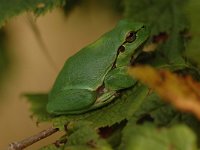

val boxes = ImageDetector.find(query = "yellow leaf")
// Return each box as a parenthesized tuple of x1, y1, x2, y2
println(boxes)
(143, 43, 158, 52)
(128, 65, 200, 119)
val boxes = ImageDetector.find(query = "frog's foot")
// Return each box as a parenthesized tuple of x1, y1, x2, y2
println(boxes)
(91, 91, 117, 109)
(104, 66, 137, 91)
(47, 89, 96, 115)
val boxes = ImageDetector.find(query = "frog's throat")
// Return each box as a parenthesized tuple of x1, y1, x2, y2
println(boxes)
(129, 42, 146, 66)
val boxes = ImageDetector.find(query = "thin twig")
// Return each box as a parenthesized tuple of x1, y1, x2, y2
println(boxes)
(8, 127, 59, 150)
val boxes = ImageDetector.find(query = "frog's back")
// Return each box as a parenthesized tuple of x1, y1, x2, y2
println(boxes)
(53, 32, 122, 92)
(50, 20, 144, 93)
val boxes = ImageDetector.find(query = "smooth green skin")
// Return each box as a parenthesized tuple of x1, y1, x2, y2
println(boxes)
(47, 20, 150, 115)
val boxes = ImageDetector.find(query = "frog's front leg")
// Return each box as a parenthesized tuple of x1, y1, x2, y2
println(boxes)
(104, 67, 137, 91)
(90, 90, 117, 109)
(88, 67, 137, 110)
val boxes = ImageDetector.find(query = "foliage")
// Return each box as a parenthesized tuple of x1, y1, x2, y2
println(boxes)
(1, 0, 200, 149)
(129, 65, 200, 120)
(63, 0, 123, 15)
(24, 94, 54, 122)
(125, 0, 190, 70)
(0, 0, 65, 27)
(26, 85, 149, 130)
(119, 122, 197, 150)
(184, 0, 200, 67)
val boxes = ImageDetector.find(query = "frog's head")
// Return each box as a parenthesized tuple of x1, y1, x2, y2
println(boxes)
(115, 20, 150, 67)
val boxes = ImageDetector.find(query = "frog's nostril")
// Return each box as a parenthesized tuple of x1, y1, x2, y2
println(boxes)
(118, 45, 125, 53)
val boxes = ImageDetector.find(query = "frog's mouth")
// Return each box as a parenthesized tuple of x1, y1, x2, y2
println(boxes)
(129, 42, 148, 66)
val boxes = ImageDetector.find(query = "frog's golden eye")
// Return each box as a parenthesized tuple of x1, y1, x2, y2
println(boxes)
(126, 31, 136, 43)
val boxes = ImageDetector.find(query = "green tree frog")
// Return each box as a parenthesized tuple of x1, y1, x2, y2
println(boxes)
(47, 20, 149, 115)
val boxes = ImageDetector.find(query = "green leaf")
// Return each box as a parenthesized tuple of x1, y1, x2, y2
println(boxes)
(124, 0, 188, 35)
(157, 33, 188, 70)
(134, 91, 179, 126)
(24, 93, 54, 122)
(175, 114, 200, 146)
(64, 121, 112, 150)
(119, 122, 197, 150)
(24, 84, 147, 129)
(124, 0, 189, 70)
(184, 0, 200, 66)
(52, 84, 149, 130)
(0, 0, 65, 27)
(24, 85, 150, 130)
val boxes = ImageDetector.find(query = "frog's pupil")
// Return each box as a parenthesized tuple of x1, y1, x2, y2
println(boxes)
(126, 32, 136, 43)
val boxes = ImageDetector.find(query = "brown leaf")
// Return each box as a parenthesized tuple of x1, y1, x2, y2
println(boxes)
(128, 65, 200, 119)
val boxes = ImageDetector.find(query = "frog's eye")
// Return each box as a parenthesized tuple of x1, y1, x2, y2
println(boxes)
(126, 31, 136, 43)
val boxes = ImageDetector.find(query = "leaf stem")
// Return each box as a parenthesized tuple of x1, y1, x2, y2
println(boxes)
(8, 127, 59, 150)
